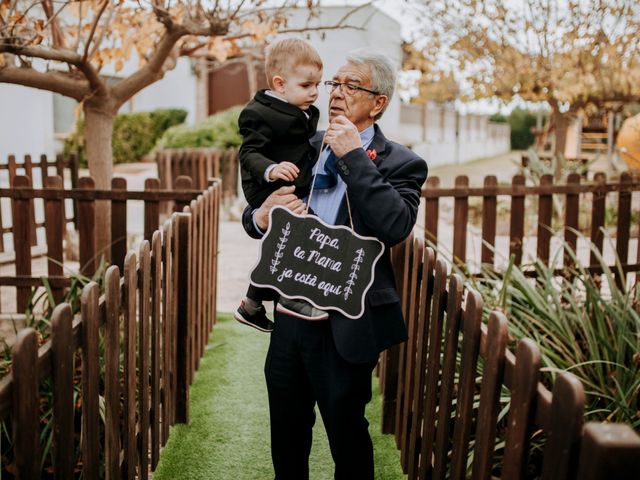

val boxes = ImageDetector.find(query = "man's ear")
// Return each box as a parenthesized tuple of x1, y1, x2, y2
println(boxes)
(272, 76, 286, 93)
(370, 95, 388, 119)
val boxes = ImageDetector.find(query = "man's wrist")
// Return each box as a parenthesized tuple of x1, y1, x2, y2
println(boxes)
(251, 209, 266, 234)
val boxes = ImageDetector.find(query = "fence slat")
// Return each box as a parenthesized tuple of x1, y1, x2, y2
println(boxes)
(138, 241, 151, 480)
(481, 175, 498, 266)
(615, 172, 632, 287)
(564, 173, 581, 269)
(151, 231, 162, 469)
(81, 282, 100, 480)
(144, 178, 160, 242)
(45, 176, 65, 304)
(576, 423, 640, 480)
(104, 266, 121, 480)
(51, 304, 74, 480)
(424, 176, 440, 246)
(77, 177, 96, 276)
(415, 258, 448, 479)
(406, 248, 436, 480)
(12, 328, 41, 480)
(501, 339, 542, 480)
(123, 252, 138, 480)
(399, 237, 425, 471)
(541, 372, 585, 480)
(188, 200, 197, 386)
(589, 173, 607, 266)
(452, 175, 469, 264)
(23, 155, 38, 246)
(450, 290, 484, 480)
(536, 174, 554, 265)
(11, 175, 33, 312)
(161, 221, 173, 445)
(174, 176, 193, 212)
(175, 213, 191, 423)
(431, 274, 464, 480)
(472, 312, 508, 480)
(111, 177, 128, 271)
(510, 175, 526, 265)
(393, 237, 418, 448)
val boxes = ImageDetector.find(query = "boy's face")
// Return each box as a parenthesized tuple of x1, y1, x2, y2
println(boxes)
(274, 64, 322, 110)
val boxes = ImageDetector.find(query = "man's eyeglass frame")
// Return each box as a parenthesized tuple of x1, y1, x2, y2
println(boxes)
(324, 81, 380, 96)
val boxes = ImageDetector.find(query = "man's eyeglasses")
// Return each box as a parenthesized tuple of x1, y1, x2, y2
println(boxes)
(324, 81, 379, 96)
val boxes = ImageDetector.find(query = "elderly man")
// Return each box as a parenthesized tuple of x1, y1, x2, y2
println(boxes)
(242, 49, 428, 480)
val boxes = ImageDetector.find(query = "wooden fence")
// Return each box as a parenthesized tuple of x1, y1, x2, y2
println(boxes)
(0, 154, 79, 254)
(379, 236, 640, 479)
(0, 174, 202, 313)
(154, 147, 239, 202)
(422, 171, 640, 282)
(0, 180, 220, 479)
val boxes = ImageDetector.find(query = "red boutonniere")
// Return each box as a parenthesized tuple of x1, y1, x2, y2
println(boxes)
(366, 148, 377, 160)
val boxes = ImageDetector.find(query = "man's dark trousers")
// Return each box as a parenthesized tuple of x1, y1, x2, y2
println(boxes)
(265, 312, 377, 480)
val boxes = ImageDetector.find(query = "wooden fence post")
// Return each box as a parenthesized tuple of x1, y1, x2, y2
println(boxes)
(452, 175, 469, 265)
(576, 423, 640, 480)
(138, 240, 151, 480)
(11, 175, 33, 312)
(11, 328, 41, 480)
(481, 175, 498, 266)
(44, 175, 65, 304)
(151, 231, 162, 469)
(51, 304, 74, 480)
(81, 282, 100, 480)
(175, 212, 191, 423)
(144, 178, 160, 242)
(77, 177, 97, 276)
(111, 177, 128, 271)
(104, 266, 121, 480)
(123, 252, 138, 480)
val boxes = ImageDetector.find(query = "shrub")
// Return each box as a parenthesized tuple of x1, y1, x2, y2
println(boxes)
(508, 107, 537, 150)
(153, 105, 243, 150)
(64, 108, 188, 166)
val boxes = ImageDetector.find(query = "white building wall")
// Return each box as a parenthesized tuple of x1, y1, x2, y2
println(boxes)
(1, 85, 56, 160)
(403, 103, 511, 167)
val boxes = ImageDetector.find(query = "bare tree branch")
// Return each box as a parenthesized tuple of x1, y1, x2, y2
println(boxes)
(112, 29, 184, 103)
(41, 0, 66, 48)
(83, 0, 109, 62)
(0, 66, 89, 100)
(0, 43, 107, 95)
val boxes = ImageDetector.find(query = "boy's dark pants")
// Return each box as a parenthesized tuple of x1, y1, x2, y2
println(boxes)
(246, 284, 279, 303)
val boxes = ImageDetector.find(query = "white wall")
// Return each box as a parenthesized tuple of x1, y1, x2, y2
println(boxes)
(401, 103, 511, 166)
(0, 85, 56, 160)
(133, 58, 197, 125)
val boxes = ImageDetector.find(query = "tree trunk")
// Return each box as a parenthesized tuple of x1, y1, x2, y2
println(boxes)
(551, 108, 569, 180)
(84, 102, 116, 265)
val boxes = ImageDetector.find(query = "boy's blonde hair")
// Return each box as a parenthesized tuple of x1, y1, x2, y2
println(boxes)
(265, 38, 322, 88)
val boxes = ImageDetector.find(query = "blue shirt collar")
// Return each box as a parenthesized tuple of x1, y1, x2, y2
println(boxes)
(360, 124, 375, 149)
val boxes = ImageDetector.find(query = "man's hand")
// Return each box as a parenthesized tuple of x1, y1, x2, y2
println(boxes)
(255, 185, 306, 231)
(324, 115, 362, 157)
(268, 161, 300, 182)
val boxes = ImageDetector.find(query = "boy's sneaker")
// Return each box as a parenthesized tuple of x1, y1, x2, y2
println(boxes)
(276, 298, 329, 321)
(234, 301, 274, 332)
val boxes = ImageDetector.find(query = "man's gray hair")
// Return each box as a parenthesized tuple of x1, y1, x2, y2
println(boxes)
(346, 49, 396, 120)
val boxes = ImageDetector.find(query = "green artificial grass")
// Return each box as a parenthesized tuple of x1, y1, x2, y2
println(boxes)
(154, 314, 406, 480)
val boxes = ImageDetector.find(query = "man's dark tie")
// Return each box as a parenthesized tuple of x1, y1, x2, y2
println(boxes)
(313, 150, 338, 189)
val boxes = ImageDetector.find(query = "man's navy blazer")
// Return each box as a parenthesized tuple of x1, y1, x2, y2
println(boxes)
(242, 124, 428, 364)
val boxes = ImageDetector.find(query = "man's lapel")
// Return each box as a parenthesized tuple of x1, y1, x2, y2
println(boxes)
(335, 124, 389, 226)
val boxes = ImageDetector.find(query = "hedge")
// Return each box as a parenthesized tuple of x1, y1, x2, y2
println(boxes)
(153, 106, 243, 150)
(64, 108, 188, 166)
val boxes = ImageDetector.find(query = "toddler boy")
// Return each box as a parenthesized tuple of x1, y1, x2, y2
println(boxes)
(234, 38, 324, 332)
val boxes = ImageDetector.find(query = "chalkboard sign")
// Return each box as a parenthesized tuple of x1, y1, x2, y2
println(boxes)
(250, 206, 385, 319)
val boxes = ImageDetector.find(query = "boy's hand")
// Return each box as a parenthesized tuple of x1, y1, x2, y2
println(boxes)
(269, 162, 300, 182)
